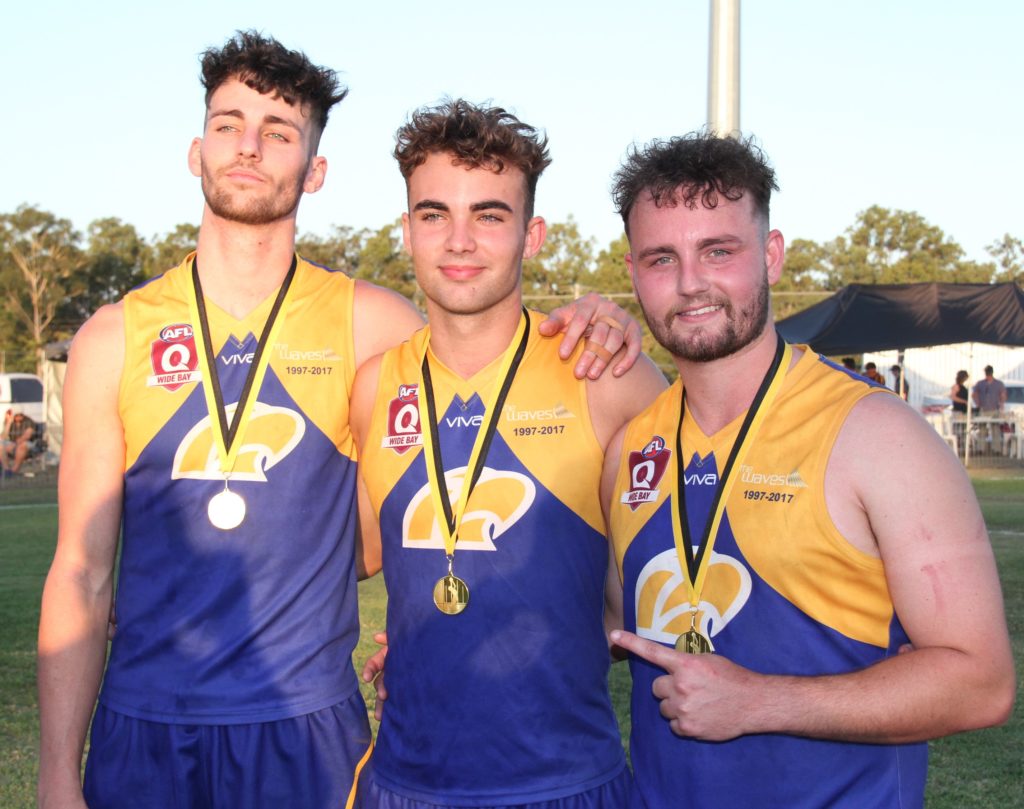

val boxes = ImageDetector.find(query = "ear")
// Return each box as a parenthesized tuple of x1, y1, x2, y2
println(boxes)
(625, 251, 637, 290)
(188, 138, 203, 178)
(401, 212, 412, 256)
(765, 229, 785, 286)
(303, 155, 328, 194)
(522, 216, 547, 260)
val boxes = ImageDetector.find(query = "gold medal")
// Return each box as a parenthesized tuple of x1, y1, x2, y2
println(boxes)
(675, 629, 713, 654)
(208, 482, 246, 530)
(433, 574, 469, 615)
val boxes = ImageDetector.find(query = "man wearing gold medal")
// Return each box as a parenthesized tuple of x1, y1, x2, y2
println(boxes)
(36, 34, 636, 809)
(602, 132, 1016, 808)
(350, 100, 666, 808)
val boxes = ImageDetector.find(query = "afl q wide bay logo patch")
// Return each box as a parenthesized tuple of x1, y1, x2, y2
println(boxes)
(621, 435, 671, 510)
(148, 323, 201, 391)
(383, 383, 423, 453)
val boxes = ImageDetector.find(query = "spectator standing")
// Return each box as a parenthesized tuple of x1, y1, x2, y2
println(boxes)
(950, 370, 969, 455)
(972, 365, 1007, 455)
(863, 362, 887, 386)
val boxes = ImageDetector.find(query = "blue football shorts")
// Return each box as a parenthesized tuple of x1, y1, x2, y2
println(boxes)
(353, 765, 632, 809)
(82, 690, 372, 809)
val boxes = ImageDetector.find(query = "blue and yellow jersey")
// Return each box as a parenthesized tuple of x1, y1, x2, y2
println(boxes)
(100, 254, 362, 724)
(360, 311, 626, 804)
(610, 349, 927, 809)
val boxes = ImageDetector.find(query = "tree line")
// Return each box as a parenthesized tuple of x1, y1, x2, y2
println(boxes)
(1, 202, 1021, 376)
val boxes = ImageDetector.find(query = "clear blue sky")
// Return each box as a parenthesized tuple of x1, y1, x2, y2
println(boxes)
(4, 1, 1021, 263)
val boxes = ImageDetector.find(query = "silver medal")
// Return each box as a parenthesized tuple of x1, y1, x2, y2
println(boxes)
(208, 487, 246, 530)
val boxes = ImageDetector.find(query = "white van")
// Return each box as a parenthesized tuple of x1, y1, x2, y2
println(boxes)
(0, 373, 44, 423)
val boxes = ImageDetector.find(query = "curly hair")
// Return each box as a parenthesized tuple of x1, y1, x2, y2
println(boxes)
(612, 130, 778, 234)
(200, 30, 347, 139)
(394, 99, 551, 218)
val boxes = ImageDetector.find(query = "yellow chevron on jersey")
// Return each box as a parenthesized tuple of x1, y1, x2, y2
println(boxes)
(363, 311, 605, 543)
(401, 465, 537, 550)
(172, 402, 306, 480)
(119, 254, 355, 470)
(611, 350, 897, 648)
(634, 547, 752, 645)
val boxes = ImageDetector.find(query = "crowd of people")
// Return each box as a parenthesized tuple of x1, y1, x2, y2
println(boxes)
(34, 31, 1015, 809)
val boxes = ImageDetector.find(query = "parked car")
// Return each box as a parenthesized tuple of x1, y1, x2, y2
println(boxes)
(0, 373, 44, 423)
(1004, 380, 1024, 414)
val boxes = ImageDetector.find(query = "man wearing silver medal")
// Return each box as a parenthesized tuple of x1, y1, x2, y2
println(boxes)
(36, 34, 635, 809)
(350, 100, 666, 808)
(602, 132, 1015, 808)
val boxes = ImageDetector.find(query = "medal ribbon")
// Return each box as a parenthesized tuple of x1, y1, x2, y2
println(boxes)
(186, 255, 297, 476)
(418, 309, 530, 558)
(671, 334, 792, 609)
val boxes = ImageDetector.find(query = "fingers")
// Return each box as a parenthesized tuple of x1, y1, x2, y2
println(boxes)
(609, 629, 680, 672)
(584, 340, 614, 363)
(612, 319, 644, 378)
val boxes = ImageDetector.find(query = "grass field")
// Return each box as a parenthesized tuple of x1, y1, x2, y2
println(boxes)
(2, 476, 1022, 808)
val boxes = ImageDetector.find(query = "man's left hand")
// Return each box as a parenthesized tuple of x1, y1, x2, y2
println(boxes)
(541, 293, 642, 379)
(611, 629, 759, 741)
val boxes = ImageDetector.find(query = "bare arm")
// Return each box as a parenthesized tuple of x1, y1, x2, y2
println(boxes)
(38, 304, 126, 808)
(601, 427, 628, 649)
(351, 280, 424, 370)
(349, 353, 384, 580)
(612, 394, 1015, 744)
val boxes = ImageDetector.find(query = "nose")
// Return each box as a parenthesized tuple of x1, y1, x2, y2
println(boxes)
(237, 127, 261, 160)
(674, 256, 710, 297)
(444, 216, 475, 254)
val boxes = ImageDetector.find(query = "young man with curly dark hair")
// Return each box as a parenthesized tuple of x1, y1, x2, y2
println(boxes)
(350, 99, 665, 808)
(601, 131, 1014, 808)
(38, 35, 641, 809)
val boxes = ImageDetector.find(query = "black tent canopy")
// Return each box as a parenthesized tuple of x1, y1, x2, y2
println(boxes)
(776, 283, 1024, 355)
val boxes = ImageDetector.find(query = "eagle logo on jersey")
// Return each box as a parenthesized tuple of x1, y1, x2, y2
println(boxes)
(402, 466, 535, 551)
(621, 435, 671, 510)
(634, 548, 751, 644)
(148, 323, 201, 391)
(171, 402, 305, 480)
(383, 383, 422, 453)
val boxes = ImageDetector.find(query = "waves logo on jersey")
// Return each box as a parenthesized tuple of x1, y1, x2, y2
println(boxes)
(634, 548, 751, 644)
(402, 465, 535, 551)
(383, 383, 422, 453)
(148, 323, 201, 391)
(621, 435, 671, 510)
(171, 402, 305, 480)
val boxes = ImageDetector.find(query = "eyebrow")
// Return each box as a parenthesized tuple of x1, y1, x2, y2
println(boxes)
(412, 199, 515, 214)
(636, 245, 679, 261)
(695, 235, 743, 250)
(207, 109, 302, 131)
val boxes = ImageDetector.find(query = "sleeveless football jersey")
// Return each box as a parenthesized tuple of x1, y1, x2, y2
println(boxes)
(610, 349, 927, 809)
(99, 254, 362, 724)
(361, 311, 626, 805)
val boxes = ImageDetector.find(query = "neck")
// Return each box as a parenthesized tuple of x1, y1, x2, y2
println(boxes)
(425, 296, 525, 378)
(193, 208, 298, 319)
(673, 323, 789, 435)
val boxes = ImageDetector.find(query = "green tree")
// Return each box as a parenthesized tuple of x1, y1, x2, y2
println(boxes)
(0, 205, 84, 374)
(355, 218, 419, 304)
(297, 225, 368, 274)
(987, 234, 1023, 284)
(590, 233, 631, 295)
(59, 218, 148, 328)
(145, 223, 199, 277)
(522, 217, 595, 297)
(825, 206, 987, 286)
